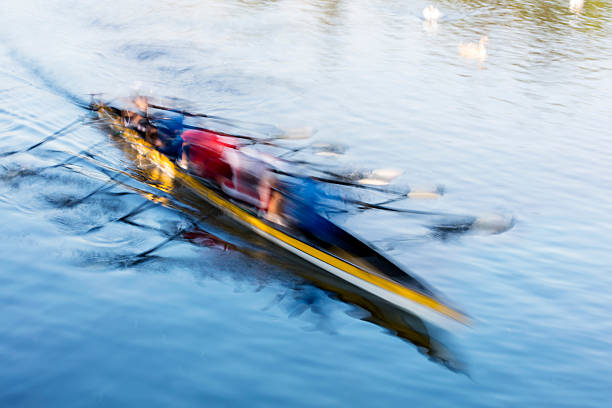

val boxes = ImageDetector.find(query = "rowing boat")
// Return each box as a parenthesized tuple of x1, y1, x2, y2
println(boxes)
(91, 101, 470, 331)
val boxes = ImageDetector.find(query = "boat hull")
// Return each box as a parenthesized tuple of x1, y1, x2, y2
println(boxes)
(92, 103, 470, 331)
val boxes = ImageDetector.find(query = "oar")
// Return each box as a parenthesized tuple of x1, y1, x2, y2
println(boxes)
(88, 101, 267, 144)
(278, 142, 348, 159)
(351, 199, 515, 234)
(315, 168, 441, 198)
(278, 147, 443, 197)
(43, 140, 107, 170)
(89, 101, 310, 148)
(351, 200, 466, 216)
(271, 169, 443, 199)
(148, 103, 315, 140)
(0, 117, 82, 159)
(180, 124, 308, 146)
(63, 171, 125, 207)
(131, 210, 218, 262)
(85, 200, 159, 234)
(314, 167, 413, 188)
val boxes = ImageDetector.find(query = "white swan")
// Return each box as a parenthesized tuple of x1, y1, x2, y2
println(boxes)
(459, 35, 488, 61)
(569, 0, 584, 13)
(423, 5, 442, 22)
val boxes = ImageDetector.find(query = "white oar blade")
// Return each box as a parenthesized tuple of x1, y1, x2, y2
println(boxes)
(406, 191, 442, 199)
(355, 168, 404, 186)
(405, 184, 445, 199)
(279, 127, 317, 140)
(471, 214, 515, 234)
(371, 168, 403, 181)
(357, 178, 391, 186)
(310, 142, 347, 157)
(316, 151, 342, 157)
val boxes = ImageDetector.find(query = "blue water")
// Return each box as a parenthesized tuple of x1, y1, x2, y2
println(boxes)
(1, 0, 612, 406)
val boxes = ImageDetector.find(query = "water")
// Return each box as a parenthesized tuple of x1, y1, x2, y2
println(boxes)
(1, 0, 612, 406)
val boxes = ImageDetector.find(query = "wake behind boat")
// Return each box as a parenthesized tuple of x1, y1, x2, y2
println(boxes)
(89, 98, 470, 331)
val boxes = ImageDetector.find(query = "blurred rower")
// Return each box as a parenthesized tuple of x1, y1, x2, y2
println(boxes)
(180, 129, 277, 212)
(269, 176, 346, 241)
(122, 96, 185, 159)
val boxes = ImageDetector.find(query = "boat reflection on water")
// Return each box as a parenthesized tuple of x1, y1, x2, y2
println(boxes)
(92, 110, 466, 373)
(277, 252, 465, 372)
(180, 222, 465, 372)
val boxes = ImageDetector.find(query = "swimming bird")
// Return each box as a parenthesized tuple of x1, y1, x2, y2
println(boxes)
(422, 5, 442, 22)
(458, 35, 488, 62)
(569, 0, 584, 13)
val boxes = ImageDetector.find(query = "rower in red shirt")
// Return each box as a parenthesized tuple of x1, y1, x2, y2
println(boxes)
(180, 129, 276, 212)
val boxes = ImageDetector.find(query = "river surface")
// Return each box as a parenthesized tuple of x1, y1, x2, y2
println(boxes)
(1, 1, 612, 407)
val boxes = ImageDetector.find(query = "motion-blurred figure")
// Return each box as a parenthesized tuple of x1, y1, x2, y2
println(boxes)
(122, 96, 184, 158)
(180, 128, 276, 211)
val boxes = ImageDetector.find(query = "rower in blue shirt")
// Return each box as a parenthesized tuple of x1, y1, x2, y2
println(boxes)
(269, 176, 348, 248)
(149, 111, 184, 158)
(123, 96, 185, 159)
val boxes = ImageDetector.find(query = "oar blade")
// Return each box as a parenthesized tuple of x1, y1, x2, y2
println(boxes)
(357, 168, 403, 186)
(471, 214, 516, 234)
(371, 168, 403, 181)
(278, 127, 317, 140)
(357, 177, 391, 186)
(406, 191, 443, 199)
